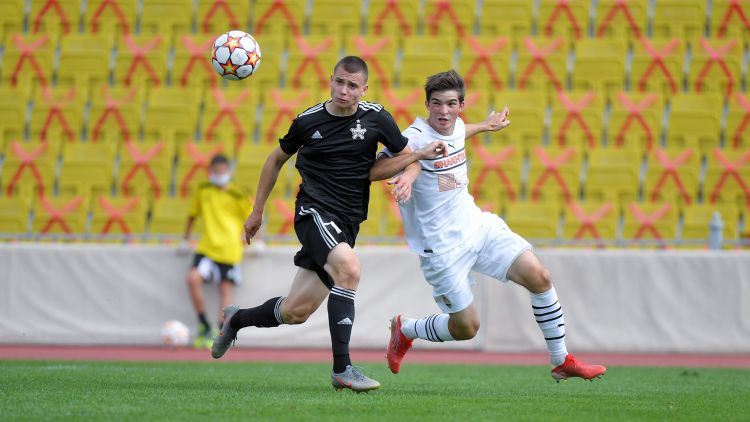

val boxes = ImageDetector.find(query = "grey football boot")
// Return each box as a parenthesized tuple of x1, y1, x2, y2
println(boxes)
(331, 365, 381, 393)
(211, 304, 240, 359)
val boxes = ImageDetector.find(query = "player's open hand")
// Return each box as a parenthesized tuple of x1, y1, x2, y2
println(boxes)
(387, 173, 415, 203)
(417, 140, 449, 160)
(484, 107, 511, 132)
(244, 211, 263, 245)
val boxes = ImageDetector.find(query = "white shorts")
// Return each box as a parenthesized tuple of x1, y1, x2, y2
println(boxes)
(418, 212, 532, 313)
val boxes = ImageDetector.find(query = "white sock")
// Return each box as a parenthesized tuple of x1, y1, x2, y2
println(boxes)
(401, 314, 454, 342)
(530, 287, 568, 366)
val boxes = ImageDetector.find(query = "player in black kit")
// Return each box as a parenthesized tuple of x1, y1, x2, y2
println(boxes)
(211, 56, 446, 392)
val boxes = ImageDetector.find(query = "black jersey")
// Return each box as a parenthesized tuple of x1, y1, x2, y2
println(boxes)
(279, 101, 408, 224)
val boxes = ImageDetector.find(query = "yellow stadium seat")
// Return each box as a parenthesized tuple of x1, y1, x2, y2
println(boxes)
(594, 0, 648, 44)
(622, 201, 678, 247)
(29, 0, 80, 38)
(479, 0, 532, 42)
(630, 37, 685, 96)
(244, 33, 283, 94)
(423, 0, 475, 41)
(251, 0, 306, 45)
(459, 35, 511, 92)
(2, 33, 56, 92)
(175, 142, 227, 198)
(285, 35, 339, 95)
(29, 86, 85, 144)
(90, 195, 146, 241)
(148, 196, 191, 241)
(688, 37, 743, 98)
(234, 142, 277, 196)
(459, 89, 492, 126)
(643, 147, 700, 208)
(572, 38, 626, 104)
(467, 137, 523, 208)
(703, 148, 750, 208)
(725, 92, 750, 149)
(399, 53, 454, 89)
(504, 200, 561, 240)
(264, 196, 296, 239)
(1, 140, 57, 199)
(196, 0, 250, 37)
(538, 0, 589, 43)
(0, 195, 30, 237)
(515, 36, 568, 100)
(585, 147, 641, 206)
(366, 0, 418, 44)
(258, 88, 319, 145)
(172, 34, 220, 92)
(490, 90, 546, 154)
(87, 84, 144, 145)
(143, 87, 200, 145)
(114, 34, 168, 89)
(527, 145, 583, 206)
(84, 0, 137, 41)
(549, 90, 604, 150)
(58, 142, 116, 198)
(652, 0, 707, 41)
(56, 34, 112, 96)
(32, 194, 88, 239)
(309, 0, 362, 40)
(711, 0, 750, 43)
(344, 35, 398, 90)
(681, 202, 740, 247)
(607, 91, 665, 152)
(0, 0, 24, 44)
(0, 86, 29, 151)
(666, 93, 723, 155)
(202, 86, 259, 151)
(118, 140, 175, 200)
(379, 87, 425, 129)
(562, 199, 619, 246)
(140, 0, 192, 47)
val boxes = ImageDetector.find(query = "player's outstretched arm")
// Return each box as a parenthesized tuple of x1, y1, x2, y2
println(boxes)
(370, 141, 448, 181)
(388, 161, 420, 203)
(244, 147, 291, 244)
(465, 106, 511, 139)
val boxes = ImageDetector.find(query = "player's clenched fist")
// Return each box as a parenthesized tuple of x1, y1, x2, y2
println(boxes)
(244, 211, 262, 245)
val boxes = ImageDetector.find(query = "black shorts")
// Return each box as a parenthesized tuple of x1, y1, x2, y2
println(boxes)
(293, 205, 359, 289)
(191, 254, 241, 285)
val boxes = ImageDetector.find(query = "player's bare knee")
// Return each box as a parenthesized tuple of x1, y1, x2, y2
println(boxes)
(187, 270, 202, 287)
(529, 267, 553, 294)
(333, 262, 361, 289)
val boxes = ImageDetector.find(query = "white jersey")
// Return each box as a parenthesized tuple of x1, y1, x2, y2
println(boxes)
(382, 117, 484, 256)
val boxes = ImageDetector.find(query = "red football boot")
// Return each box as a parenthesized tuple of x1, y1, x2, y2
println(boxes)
(387, 315, 414, 374)
(551, 354, 607, 382)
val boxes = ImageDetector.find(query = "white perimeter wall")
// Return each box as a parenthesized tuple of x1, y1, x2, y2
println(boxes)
(1, 244, 749, 354)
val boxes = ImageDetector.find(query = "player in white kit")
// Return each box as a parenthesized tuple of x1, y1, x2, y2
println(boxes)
(371, 70, 606, 382)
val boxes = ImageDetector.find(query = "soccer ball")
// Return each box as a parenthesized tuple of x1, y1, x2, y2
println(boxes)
(160, 320, 190, 348)
(211, 30, 262, 80)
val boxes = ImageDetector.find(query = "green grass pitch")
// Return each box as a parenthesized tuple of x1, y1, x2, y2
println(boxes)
(1, 360, 748, 421)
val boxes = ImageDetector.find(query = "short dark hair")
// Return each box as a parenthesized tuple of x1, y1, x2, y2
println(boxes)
(424, 70, 465, 103)
(210, 154, 229, 166)
(333, 56, 369, 82)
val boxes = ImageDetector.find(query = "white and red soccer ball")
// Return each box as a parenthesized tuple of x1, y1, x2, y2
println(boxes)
(160, 320, 190, 347)
(211, 30, 261, 80)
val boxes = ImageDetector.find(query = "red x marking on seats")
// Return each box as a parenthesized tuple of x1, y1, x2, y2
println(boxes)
(38, 86, 77, 142)
(5, 141, 49, 196)
(178, 35, 218, 88)
(265, 89, 310, 144)
(613, 92, 657, 150)
(556, 91, 597, 148)
(716, 0, 750, 38)
(205, 88, 251, 151)
(543, 0, 583, 39)
(372, 0, 413, 36)
(567, 201, 614, 243)
(381, 87, 423, 128)
(636, 37, 680, 94)
(122, 34, 163, 86)
(469, 140, 517, 201)
(272, 199, 295, 235)
(627, 202, 672, 244)
(180, 143, 224, 197)
(463, 36, 508, 90)
(518, 37, 564, 91)
(426, 0, 467, 38)
(98, 196, 139, 234)
(731, 93, 750, 148)
(351, 36, 393, 88)
(10, 34, 51, 87)
(91, 86, 138, 143)
(89, 0, 131, 34)
(254, 0, 301, 37)
(32, 0, 71, 34)
(200, 0, 241, 33)
(693, 38, 738, 97)
(289, 36, 335, 90)
(708, 148, 750, 207)
(530, 146, 576, 202)
(38, 195, 84, 234)
(648, 148, 695, 205)
(120, 141, 166, 198)
(596, 0, 642, 38)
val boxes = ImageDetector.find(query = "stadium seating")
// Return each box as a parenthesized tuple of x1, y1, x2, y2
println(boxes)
(87, 85, 143, 145)
(584, 147, 641, 206)
(380, 87, 425, 128)
(652, 0, 707, 41)
(56, 34, 113, 97)
(259, 88, 316, 145)
(479, 0, 533, 43)
(562, 200, 619, 246)
(423, 0, 475, 41)
(264, 196, 296, 239)
(504, 200, 560, 240)
(630, 37, 685, 96)
(309, 0, 362, 40)
(90, 195, 146, 241)
(114, 34, 169, 89)
(459, 35, 510, 92)
(31, 194, 88, 239)
(680, 202, 740, 247)
(173, 34, 223, 91)
(0, 195, 30, 237)
(400, 36, 455, 88)
(467, 138, 523, 210)
(140, 0, 193, 47)
(489, 89, 546, 153)
(515, 36, 568, 100)
(688, 37, 743, 98)
(2, 33, 56, 92)
(0, 86, 29, 151)
(367, 0, 418, 43)
(537, 0, 589, 42)
(0, 0, 25, 44)
(1, 140, 57, 199)
(118, 140, 174, 200)
(526, 145, 583, 206)
(148, 196, 192, 241)
(84, 0, 137, 42)
(202, 86, 258, 153)
(725, 93, 750, 149)
(572, 38, 627, 103)
(666, 93, 723, 155)
(549, 90, 604, 150)
(142, 86, 200, 145)
(621, 202, 678, 248)
(197, 0, 250, 37)
(594, 0, 648, 44)
(29, 0, 81, 38)
(643, 147, 700, 207)
(703, 148, 750, 208)
(233, 141, 277, 196)
(711, 0, 750, 43)
(29, 86, 85, 143)
(58, 142, 116, 198)
(607, 91, 665, 152)
(175, 142, 226, 198)
(344, 35, 398, 91)
(285, 35, 339, 95)
(251, 0, 305, 45)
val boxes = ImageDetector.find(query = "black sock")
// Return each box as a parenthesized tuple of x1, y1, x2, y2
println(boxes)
(328, 287, 356, 373)
(198, 313, 210, 331)
(230, 297, 285, 331)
